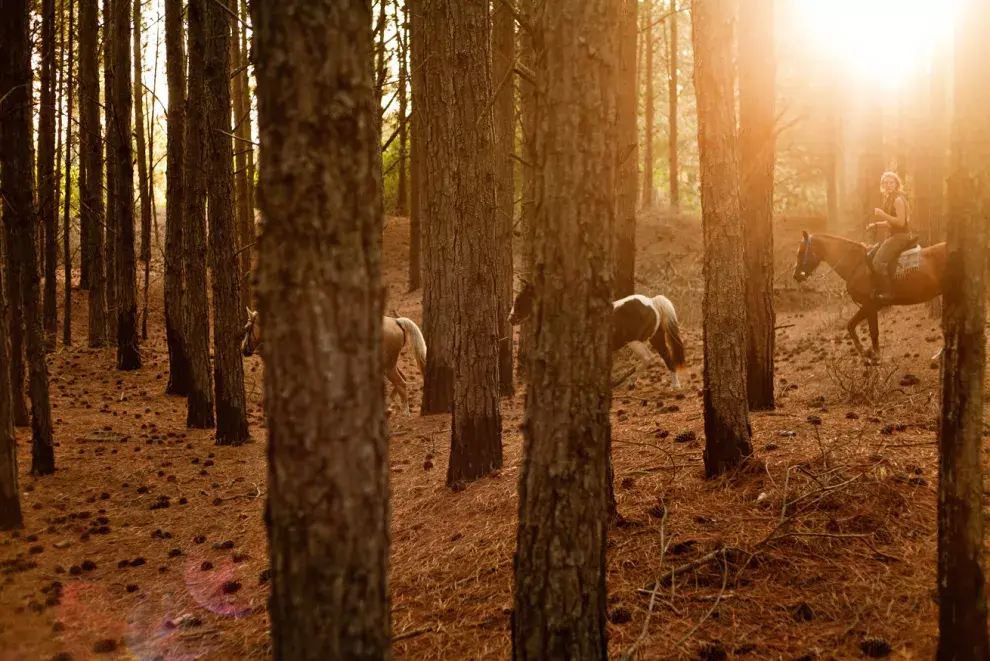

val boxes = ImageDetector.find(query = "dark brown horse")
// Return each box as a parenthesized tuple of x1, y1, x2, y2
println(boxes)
(792, 231, 947, 359)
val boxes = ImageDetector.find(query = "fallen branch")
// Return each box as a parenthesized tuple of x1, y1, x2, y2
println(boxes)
(391, 626, 436, 643)
(611, 365, 638, 388)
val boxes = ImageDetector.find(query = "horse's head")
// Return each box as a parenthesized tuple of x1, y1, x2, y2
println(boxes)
(508, 280, 535, 326)
(241, 308, 261, 357)
(792, 230, 821, 283)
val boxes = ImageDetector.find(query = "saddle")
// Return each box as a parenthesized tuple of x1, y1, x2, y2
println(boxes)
(866, 235, 921, 275)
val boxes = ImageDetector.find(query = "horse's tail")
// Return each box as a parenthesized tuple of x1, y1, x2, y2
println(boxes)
(652, 295, 685, 370)
(395, 317, 427, 377)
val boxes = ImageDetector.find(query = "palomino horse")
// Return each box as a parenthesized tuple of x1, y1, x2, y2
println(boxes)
(792, 231, 947, 359)
(507, 280, 686, 388)
(240, 309, 428, 415)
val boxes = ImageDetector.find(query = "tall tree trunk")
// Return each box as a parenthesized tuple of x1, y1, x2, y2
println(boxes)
(104, 0, 118, 345)
(396, 0, 409, 217)
(134, 0, 150, 265)
(81, 0, 105, 347)
(492, 0, 514, 398)
(204, 0, 249, 444)
(112, 0, 140, 370)
(928, 47, 949, 320)
(184, 0, 216, 428)
(40, 0, 58, 350)
(419, 0, 457, 415)
(642, 0, 655, 209)
(230, 0, 252, 294)
(375, 0, 387, 112)
(408, 0, 421, 292)
(740, 0, 775, 411)
(164, 0, 190, 395)
(936, 3, 990, 656)
(0, 251, 22, 529)
(667, 0, 679, 210)
(1, 0, 33, 430)
(421, 0, 503, 485)
(511, 0, 616, 656)
(239, 0, 255, 222)
(693, 0, 753, 477)
(614, 0, 637, 299)
(515, 0, 536, 382)
(252, 1, 391, 657)
(0, 0, 56, 475)
(61, 0, 75, 348)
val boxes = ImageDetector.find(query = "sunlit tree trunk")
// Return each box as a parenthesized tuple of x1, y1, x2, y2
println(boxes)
(40, 0, 58, 351)
(408, 0, 422, 292)
(614, 0, 637, 299)
(104, 0, 118, 346)
(492, 0, 514, 397)
(667, 0, 679, 210)
(135, 0, 151, 265)
(62, 0, 76, 348)
(642, 0, 655, 208)
(81, 0, 104, 348)
(396, 0, 409, 218)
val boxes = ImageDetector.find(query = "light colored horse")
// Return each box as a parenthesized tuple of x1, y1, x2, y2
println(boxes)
(792, 231, 947, 360)
(508, 280, 686, 388)
(240, 309, 428, 415)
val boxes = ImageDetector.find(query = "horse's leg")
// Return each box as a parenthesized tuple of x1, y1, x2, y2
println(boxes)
(866, 307, 881, 360)
(626, 341, 653, 389)
(846, 306, 870, 356)
(386, 365, 410, 415)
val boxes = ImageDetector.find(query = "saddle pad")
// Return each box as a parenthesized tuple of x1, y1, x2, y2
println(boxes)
(894, 246, 921, 279)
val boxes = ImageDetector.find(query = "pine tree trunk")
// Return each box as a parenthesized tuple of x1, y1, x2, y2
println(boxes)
(396, 1, 409, 217)
(928, 47, 948, 320)
(134, 0, 151, 265)
(693, 0, 753, 478)
(239, 0, 255, 221)
(408, 0, 422, 292)
(936, 3, 990, 656)
(0, 0, 56, 476)
(112, 0, 140, 370)
(419, 0, 458, 415)
(511, 0, 616, 656)
(80, 0, 105, 348)
(104, 0, 118, 346)
(492, 0, 514, 398)
(184, 0, 216, 428)
(40, 0, 58, 351)
(0, 254, 22, 529)
(61, 0, 75, 348)
(642, 0, 655, 209)
(739, 0, 775, 411)
(614, 0, 637, 299)
(164, 0, 190, 394)
(667, 0, 679, 210)
(252, 1, 391, 657)
(204, 0, 248, 445)
(230, 0, 252, 293)
(425, 0, 503, 485)
(515, 0, 536, 382)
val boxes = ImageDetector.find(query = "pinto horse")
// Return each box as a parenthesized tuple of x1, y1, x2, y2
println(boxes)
(792, 230, 947, 359)
(240, 309, 428, 415)
(507, 280, 686, 388)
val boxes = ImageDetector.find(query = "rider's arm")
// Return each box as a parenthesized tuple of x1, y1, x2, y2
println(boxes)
(870, 199, 907, 229)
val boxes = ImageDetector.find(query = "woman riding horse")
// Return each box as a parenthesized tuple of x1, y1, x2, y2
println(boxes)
(867, 171, 915, 304)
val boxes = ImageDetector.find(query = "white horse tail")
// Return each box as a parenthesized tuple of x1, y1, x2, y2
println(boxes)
(395, 317, 428, 377)
(652, 295, 685, 369)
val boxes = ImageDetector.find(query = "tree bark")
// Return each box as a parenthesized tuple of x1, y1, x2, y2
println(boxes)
(0, 250, 22, 529)
(739, 0, 775, 411)
(80, 0, 105, 348)
(104, 0, 118, 346)
(642, 0, 655, 209)
(164, 0, 190, 394)
(667, 0, 679, 210)
(205, 0, 249, 445)
(511, 0, 617, 657)
(61, 0, 75, 348)
(0, 0, 56, 475)
(251, 1, 391, 657)
(614, 0, 637, 299)
(419, 0, 460, 415)
(928, 46, 949, 320)
(936, 3, 990, 656)
(40, 0, 58, 351)
(408, 0, 422, 293)
(421, 0, 503, 485)
(184, 0, 216, 428)
(492, 0, 514, 398)
(112, 0, 140, 370)
(693, 0, 753, 478)
(230, 0, 252, 294)
(515, 0, 537, 382)
(134, 0, 151, 264)
(396, 0, 409, 218)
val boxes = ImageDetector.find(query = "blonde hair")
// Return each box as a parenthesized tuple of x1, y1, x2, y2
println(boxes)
(879, 171, 902, 195)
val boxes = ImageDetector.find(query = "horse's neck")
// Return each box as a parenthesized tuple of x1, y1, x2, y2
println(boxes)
(816, 235, 865, 281)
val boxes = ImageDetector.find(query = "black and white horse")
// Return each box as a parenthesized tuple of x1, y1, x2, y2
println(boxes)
(508, 281, 686, 388)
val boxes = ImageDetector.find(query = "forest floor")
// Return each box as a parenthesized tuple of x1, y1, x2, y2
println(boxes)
(0, 212, 968, 660)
